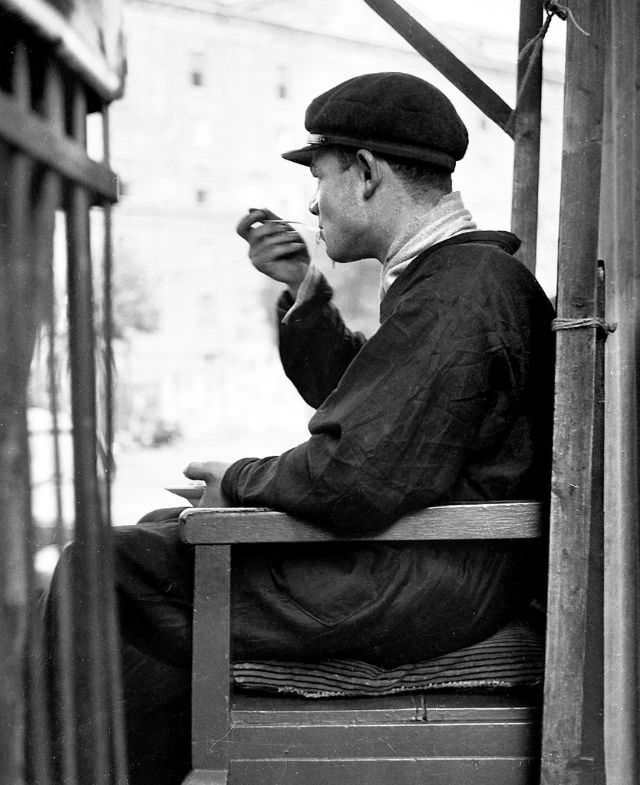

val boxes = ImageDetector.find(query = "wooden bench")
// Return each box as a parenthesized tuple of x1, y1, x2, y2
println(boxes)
(179, 501, 544, 785)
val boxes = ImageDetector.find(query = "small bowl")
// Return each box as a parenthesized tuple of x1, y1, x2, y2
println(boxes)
(165, 484, 205, 504)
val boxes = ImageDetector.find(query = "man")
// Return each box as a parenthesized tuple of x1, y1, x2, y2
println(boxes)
(49, 72, 554, 784)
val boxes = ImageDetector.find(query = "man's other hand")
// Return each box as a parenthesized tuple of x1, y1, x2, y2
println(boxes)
(183, 460, 232, 508)
(236, 207, 310, 294)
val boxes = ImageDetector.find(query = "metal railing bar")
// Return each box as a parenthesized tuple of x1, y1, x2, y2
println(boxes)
(362, 0, 515, 137)
(0, 91, 118, 202)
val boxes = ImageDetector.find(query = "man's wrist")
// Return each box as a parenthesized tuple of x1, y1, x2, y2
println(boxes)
(282, 266, 323, 324)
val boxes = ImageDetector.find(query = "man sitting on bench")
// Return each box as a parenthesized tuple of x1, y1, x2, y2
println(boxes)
(47, 72, 554, 785)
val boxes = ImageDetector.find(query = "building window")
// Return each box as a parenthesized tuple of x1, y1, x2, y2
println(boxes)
(276, 65, 289, 100)
(190, 52, 205, 87)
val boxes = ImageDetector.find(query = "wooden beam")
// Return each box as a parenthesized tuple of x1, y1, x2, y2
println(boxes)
(181, 502, 543, 545)
(540, 1, 608, 782)
(600, 0, 640, 781)
(511, 0, 543, 273)
(0, 39, 36, 785)
(0, 91, 118, 201)
(362, 0, 514, 136)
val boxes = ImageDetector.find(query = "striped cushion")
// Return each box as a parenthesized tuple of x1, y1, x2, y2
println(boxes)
(233, 620, 544, 698)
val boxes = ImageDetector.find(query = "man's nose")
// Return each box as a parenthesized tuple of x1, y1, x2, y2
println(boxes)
(308, 192, 319, 216)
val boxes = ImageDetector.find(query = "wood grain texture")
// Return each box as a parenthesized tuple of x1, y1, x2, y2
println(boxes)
(227, 758, 537, 785)
(191, 546, 231, 771)
(0, 91, 118, 201)
(180, 502, 544, 545)
(540, 1, 607, 782)
(600, 1, 640, 782)
(510, 0, 543, 272)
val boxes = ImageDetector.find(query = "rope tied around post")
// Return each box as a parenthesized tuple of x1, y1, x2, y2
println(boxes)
(507, 1, 590, 134)
(544, 2, 591, 37)
(551, 317, 617, 337)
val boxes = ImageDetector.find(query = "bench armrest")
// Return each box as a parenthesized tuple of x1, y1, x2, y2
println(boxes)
(179, 501, 544, 545)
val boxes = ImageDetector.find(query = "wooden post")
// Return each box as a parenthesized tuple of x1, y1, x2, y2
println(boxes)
(511, 0, 543, 273)
(65, 78, 114, 785)
(188, 546, 231, 784)
(600, 0, 640, 782)
(540, 2, 607, 783)
(0, 39, 37, 785)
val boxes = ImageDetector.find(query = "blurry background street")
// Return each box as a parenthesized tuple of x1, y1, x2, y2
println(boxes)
(100, 0, 564, 524)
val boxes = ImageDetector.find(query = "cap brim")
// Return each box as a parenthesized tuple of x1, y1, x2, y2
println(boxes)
(281, 138, 457, 171)
(281, 145, 318, 166)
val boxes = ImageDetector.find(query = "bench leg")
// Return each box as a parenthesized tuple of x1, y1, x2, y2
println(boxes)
(182, 767, 228, 785)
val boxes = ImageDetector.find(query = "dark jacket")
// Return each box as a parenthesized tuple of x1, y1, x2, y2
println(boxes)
(223, 231, 554, 532)
(106, 231, 554, 670)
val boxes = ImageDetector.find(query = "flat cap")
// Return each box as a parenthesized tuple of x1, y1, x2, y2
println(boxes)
(282, 72, 468, 172)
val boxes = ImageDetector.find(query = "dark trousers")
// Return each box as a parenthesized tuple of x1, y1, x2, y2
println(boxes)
(45, 507, 537, 785)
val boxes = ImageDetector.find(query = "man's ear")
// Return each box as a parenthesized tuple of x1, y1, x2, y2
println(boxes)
(355, 149, 383, 199)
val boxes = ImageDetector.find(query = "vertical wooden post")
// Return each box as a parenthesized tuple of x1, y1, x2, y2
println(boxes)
(65, 78, 114, 785)
(99, 105, 130, 785)
(187, 545, 231, 784)
(511, 0, 543, 273)
(41, 58, 79, 785)
(540, 2, 607, 783)
(600, 0, 640, 782)
(0, 39, 35, 785)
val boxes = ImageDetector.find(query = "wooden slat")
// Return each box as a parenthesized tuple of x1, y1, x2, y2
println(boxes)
(0, 38, 35, 785)
(510, 0, 543, 273)
(540, 1, 607, 782)
(25, 51, 64, 785)
(0, 91, 118, 201)
(191, 545, 231, 781)
(362, 0, 514, 136)
(1, 0, 124, 100)
(40, 57, 79, 785)
(100, 106, 116, 527)
(231, 691, 538, 726)
(181, 502, 543, 545)
(97, 104, 129, 785)
(66, 81, 111, 785)
(202, 719, 538, 760)
(227, 757, 537, 785)
(232, 693, 424, 725)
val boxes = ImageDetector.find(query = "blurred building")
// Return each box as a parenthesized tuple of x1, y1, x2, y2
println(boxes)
(109, 0, 564, 470)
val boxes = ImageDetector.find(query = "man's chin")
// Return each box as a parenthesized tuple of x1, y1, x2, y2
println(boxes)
(326, 247, 365, 265)
(329, 255, 374, 265)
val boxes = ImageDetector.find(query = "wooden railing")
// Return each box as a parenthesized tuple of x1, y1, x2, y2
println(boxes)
(0, 15, 124, 785)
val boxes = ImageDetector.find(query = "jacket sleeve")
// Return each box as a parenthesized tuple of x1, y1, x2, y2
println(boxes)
(222, 261, 544, 533)
(276, 275, 367, 408)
